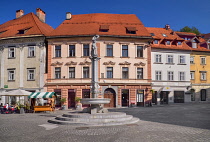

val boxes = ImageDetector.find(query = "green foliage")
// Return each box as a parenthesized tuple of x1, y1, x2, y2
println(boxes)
(180, 26, 201, 35)
(75, 97, 81, 102)
(60, 98, 66, 104)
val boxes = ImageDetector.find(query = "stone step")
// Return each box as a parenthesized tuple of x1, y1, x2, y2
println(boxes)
(55, 115, 133, 123)
(62, 112, 127, 119)
(48, 117, 139, 126)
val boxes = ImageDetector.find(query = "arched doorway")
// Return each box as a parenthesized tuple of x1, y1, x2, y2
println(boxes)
(200, 89, 206, 101)
(104, 88, 116, 108)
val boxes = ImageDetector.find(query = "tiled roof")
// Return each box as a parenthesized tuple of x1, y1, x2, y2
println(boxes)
(176, 31, 196, 36)
(48, 13, 151, 37)
(0, 13, 54, 39)
(146, 27, 210, 52)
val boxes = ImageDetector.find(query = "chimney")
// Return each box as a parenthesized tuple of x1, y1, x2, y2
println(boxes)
(36, 8, 46, 23)
(16, 10, 24, 19)
(165, 24, 170, 30)
(66, 12, 72, 20)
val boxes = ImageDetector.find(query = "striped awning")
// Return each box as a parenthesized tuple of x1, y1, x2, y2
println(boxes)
(28, 92, 56, 99)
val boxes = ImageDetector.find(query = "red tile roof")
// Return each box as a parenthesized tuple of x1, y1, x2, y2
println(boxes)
(48, 13, 151, 37)
(0, 13, 53, 39)
(176, 31, 196, 36)
(146, 27, 210, 52)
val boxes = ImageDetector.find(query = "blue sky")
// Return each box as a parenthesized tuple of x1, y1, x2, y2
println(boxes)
(0, 0, 210, 33)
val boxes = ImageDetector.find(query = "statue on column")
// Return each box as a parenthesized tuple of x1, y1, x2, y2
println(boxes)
(91, 35, 99, 57)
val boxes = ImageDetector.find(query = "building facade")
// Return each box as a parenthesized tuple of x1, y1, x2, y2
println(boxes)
(46, 13, 152, 108)
(147, 25, 192, 104)
(176, 32, 210, 102)
(0, 8, 53, 104)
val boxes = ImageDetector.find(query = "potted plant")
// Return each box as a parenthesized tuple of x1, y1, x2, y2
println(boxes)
(60, 98, 66, 110)
(75, 97, 82, 110)
(150, 89, 155, 94)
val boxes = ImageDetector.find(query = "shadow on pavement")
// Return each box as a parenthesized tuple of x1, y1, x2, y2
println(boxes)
(109, 103, 210, 130)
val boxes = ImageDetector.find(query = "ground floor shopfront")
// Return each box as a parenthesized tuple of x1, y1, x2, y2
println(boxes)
(152, 86, 192, 105)
(191, 85, 210, 102)
(46, 84, 152, 109)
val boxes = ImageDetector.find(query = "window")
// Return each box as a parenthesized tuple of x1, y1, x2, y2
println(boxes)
(83, 67, 89, 78)
(107, 67, 113, 78)
(83, 44, 89, 56)
(179, 55, 185, 64)
(167, 55, 173, 64)
(122, 67, 129, 79)
(137, 68, 143, 79)
(168, 71, 174, 81)
(126, 27, 137, 34)
(150, 33, 155, 36)
(154, 40, 159, 44)
(28, 46, 35, 57)
(55, 67, 61, 79)
(190, 71, 195, 80)
(200, 71, 206, 80)
(69, 67, 75, 78)
(155, 71, 162, 80)
(155, 54, 162, 63)
(69, 45, 75, 57)
(137, 46, 143, 57)
(192, 39, 197, 48)
(200, 57, 206, 65)
(122, 45, 128, 57)
(99, 25, 109, 32)
(8, 47, 15, 58)
(27, 69, 35, 80)
(55, 45, 61, 57)
(166, 41, 170, 45)
(179, 72, 185, 81)
(8, 69, 15, 81)
(177, 41, 182, 45)
(190, 56, 194, 64)
(162, 34, 167, 37)
(106, 44, 113, 56)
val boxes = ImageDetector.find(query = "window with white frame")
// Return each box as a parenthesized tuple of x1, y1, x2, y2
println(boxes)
(190, 71, 195, 80)
(137, 68, 143, 79)
(122, 67, 129, 79)
(28, 46, 35, 57)
(69, 67, 75, 78)
(27, 68, 35, 80)
(179, 72, 185, 81)
(155, 71, 162, 80)
(122, 45, 128, 57)
(55, 45, 61, 57)
(179, 55, 185, 64)
(106, 67, 113, 78)
(200, 71, 206, 80)
(69, 45, 75, 57)
(8, 47, 15, 58)
(83, 44, 89, 56)
(83, 67, 89, 78)
(55, 67, 61, 79)
(167, 55, 173, 64)
(168, 71, 174, 81)
(155, 54, 162, 63)
(106, 44, 113, 56)
(190, 56, 194, 64)
(200, 57, 206, 65)
(8, 69, 15, 81)
(137, 46, 143, 57)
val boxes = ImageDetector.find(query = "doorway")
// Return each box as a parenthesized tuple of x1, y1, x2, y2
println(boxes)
(160, 91, 169, 104)
(174, 91, 184, 103)
(136, 89, 144, 107)
(122, 89, 129, 107)
(200, 89, 206, 101)
(104, 88, 116, 108)
(68, 89, 76, 108)
(82, 89, 90, 107)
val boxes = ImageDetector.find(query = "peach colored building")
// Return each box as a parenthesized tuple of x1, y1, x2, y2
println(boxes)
(46, 13, 152, 108)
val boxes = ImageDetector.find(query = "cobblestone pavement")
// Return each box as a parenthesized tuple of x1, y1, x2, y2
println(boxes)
(0, 103, 210, 142)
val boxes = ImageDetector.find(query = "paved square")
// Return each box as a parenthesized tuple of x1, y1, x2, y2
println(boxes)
(0, 103, 209, 142)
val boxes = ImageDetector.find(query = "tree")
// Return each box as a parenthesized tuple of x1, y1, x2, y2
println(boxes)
(180, 26, 201, 35)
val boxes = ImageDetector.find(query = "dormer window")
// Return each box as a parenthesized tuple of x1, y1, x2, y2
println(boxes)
(0, 30, 7, 35)
(126, 27, 137, 34)
(162, 34, 167, 37)
(177, 41, 182, 45)
(192, 39, 197, 48)
(99, 25, 109, 32)
(154, 40, 159, 44)
(150, 33, 155, 36)
(166, 41, 170, 45)
(17, 27, 31, 34)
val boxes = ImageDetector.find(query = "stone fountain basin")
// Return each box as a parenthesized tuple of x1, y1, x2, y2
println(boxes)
(81, 98, 110, 104)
